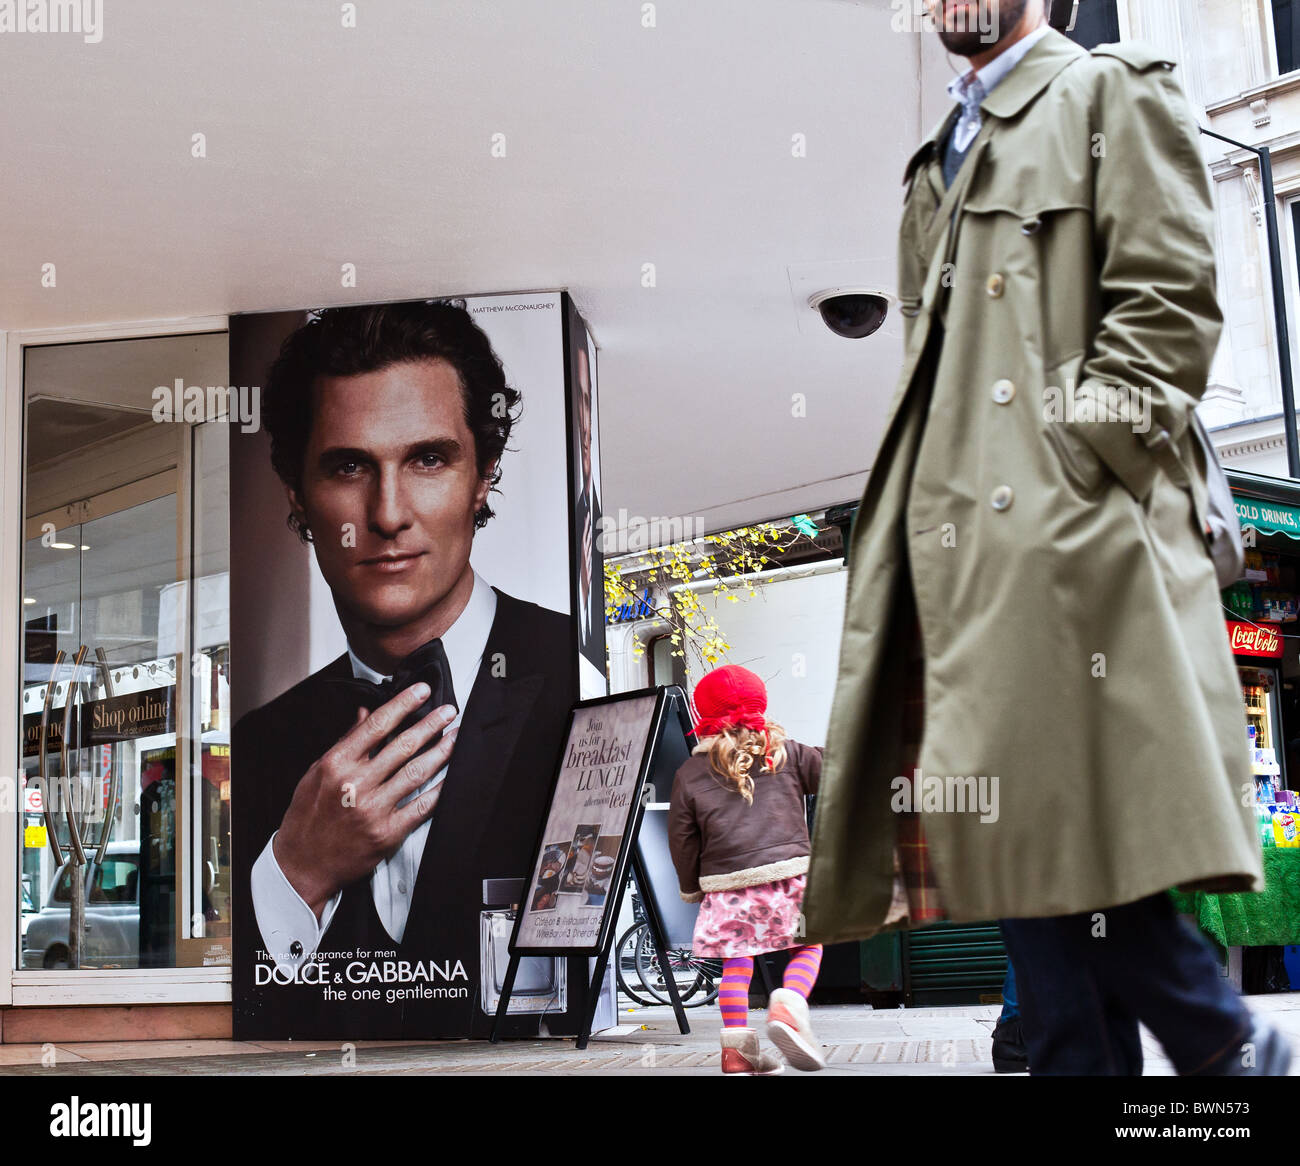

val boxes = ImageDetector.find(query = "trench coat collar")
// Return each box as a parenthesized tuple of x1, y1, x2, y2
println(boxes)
(979, 26, 1087, 120)
(901, 29, 1084, 187)
(902, 105, 959, 187)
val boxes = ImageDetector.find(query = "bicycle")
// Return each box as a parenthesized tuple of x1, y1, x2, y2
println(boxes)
(613, 885, 722, 1008)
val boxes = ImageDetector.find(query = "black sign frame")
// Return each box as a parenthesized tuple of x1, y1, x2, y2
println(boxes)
(491, 684, 695, 1047)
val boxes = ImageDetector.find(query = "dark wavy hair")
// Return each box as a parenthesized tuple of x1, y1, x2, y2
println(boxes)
(262, 299, 522, 539)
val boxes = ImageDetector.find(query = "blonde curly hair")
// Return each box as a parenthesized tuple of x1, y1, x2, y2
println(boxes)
(706, 721, 788, 806)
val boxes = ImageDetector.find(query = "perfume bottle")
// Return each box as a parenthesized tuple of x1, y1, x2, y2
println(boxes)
(479, 878, 566, 1016)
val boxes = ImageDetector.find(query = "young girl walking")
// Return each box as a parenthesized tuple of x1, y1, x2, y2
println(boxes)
(668, 664, 827, 1075)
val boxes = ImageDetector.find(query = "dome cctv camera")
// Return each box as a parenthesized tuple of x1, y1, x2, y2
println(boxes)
(810, 288, 891, 339)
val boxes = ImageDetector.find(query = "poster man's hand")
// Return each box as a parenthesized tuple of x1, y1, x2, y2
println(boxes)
(273, 685, 458, 918)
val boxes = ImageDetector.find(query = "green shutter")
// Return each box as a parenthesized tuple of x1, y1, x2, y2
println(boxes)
(903, 921, 1008, 1006)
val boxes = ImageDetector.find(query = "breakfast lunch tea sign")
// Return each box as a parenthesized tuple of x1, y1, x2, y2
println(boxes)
(514, 691, 661, 951)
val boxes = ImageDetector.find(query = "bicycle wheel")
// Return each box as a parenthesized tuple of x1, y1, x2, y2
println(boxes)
(615, 922, 657, 1007)
(633, 925, 711, 1005)
(688, 957, 723, 1007)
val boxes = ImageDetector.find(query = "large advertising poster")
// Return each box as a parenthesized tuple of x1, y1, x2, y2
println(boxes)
(229, 292, 600, 1039)
(566, 299, 608, 699)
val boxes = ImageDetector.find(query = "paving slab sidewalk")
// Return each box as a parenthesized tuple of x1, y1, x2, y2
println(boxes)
(4, 995, 1300, 1075)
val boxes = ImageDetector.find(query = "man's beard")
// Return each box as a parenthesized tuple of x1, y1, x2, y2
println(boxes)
(936, 0, 1030, 57)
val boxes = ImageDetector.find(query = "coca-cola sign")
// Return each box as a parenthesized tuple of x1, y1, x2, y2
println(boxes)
(1226, 620, 1284, 658)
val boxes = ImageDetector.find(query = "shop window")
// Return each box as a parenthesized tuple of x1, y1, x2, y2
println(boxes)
(18, 332, 231, 974)
(647, 633, 688, 692)
(1277, 0, 1300, 75)
(1225, 531, 1300, 796)
(1064, 0, 1120, 50)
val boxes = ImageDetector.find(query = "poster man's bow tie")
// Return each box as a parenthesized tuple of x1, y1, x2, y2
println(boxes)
(325, 638, 458, 756)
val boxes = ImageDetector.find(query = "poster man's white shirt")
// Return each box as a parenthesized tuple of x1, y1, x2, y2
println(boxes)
(250, 571, 498, 973)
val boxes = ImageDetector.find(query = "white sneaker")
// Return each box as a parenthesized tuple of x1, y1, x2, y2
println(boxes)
(765, 987, 827, 1071)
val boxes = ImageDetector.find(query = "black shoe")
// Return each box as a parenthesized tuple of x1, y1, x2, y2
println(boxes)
(992, 1016, 1029, 1073)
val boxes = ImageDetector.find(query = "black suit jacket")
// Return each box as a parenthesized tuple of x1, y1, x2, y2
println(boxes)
(575, 483, 605, 675)
(232, 589, 583, 1040)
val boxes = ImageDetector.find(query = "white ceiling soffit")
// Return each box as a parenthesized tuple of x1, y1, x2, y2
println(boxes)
(0, 0, 934, 535)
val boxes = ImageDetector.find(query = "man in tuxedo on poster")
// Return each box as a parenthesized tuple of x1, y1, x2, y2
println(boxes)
(573, 339, 604, 676)
(232, 299, 583, 1039)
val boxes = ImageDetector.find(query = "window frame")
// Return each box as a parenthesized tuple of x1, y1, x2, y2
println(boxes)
(1, 315, 230, 1008)
(1272, 0, 1298, 79)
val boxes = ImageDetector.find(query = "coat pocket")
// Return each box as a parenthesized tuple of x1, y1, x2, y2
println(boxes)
(1043, 421, 1109, 500)
(1041, 353, 1110, 501)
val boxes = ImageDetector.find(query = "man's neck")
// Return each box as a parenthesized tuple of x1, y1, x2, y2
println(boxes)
(967, 15, 1047, 71)
(339, 566, 477, 675)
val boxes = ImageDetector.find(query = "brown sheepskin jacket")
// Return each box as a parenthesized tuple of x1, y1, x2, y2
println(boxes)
(668, 737, 823, 902)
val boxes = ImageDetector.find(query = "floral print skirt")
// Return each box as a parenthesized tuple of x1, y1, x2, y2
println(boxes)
(691, 874, 808, 958)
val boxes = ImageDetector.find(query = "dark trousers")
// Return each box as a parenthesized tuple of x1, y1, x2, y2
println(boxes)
(999, 893, 1251, 1076)
(997, 960, 1019, 1024)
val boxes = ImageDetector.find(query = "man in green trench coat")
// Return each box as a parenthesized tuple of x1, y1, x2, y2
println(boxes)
(804, 0, 1290, 1074)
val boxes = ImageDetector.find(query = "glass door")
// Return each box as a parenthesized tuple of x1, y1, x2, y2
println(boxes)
(22, 481, 180, 968)
(17, 330, 232, 977)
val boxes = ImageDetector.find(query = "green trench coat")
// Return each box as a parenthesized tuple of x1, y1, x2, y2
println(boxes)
(804, 30, 1264, 944)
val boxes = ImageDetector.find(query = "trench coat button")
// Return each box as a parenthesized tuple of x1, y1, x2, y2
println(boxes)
(986, 273, 1005, 298)
(289, 940, 303, 959)
(991, 485, 1014, 511)
(1020, 216, 1043, 235)
(992, 378, 1016, 404)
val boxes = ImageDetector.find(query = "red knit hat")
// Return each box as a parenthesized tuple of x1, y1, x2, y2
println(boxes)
(691, 665, 768, 737)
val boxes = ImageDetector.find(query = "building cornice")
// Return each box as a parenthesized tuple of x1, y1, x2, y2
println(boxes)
(1207, 128, 1300, 183)
(1220, 434, 1288, 461)
(1206, 71, 1300, 116)
(1210, 410, 1286, 432)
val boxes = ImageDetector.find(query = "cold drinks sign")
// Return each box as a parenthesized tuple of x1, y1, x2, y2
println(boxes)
(1227, 619, 1284, 658)
(1235, 498, 1300, 539)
